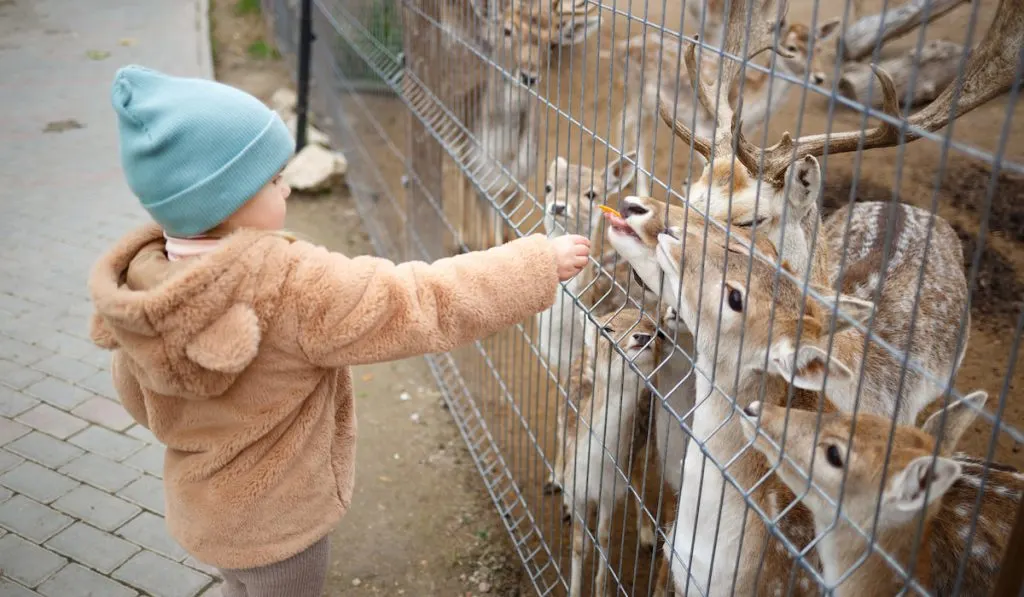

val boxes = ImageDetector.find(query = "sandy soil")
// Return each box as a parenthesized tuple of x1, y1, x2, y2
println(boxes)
(215, 0, 1024, 594)
(210, 2, 524, 595)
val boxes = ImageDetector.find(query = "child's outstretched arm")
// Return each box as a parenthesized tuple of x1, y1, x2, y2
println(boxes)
(287, 234, 589, 367)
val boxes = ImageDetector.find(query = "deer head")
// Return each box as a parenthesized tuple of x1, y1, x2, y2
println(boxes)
(657, 0, 1023, 279)
(740, 400, 972, 531)
(472, 0, 601, 87)
(590, 307, 663, 378)
(647, 208, 873, 389)
(543, 151, 638, 237)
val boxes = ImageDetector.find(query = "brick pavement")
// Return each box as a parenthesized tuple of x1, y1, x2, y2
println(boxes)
(0, 0, 220, 595)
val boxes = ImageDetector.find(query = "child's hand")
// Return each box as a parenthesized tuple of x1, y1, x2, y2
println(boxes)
(551, 235, 591, 281)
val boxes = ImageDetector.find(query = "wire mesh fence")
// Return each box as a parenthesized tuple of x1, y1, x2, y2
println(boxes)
(264, 0, 1024, 594)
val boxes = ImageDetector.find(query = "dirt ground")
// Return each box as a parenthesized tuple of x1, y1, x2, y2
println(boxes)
(210, 2, 525, 596)
(215, 0, 1024, 595)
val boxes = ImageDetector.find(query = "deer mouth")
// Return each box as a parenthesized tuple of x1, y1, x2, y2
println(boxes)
(600, 206, 641, 242)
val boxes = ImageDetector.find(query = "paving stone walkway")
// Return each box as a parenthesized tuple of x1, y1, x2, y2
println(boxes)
(0, 1, 219, 595)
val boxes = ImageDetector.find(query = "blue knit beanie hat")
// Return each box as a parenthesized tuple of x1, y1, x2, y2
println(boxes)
(111, 65, 294, 237)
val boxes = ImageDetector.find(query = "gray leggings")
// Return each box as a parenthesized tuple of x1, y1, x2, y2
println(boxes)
(217, 535, 330, 597)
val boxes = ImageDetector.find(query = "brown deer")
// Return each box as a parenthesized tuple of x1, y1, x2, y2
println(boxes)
(558, 308, 663, 597)
(452, 0, 602, 253)
(538, 155, 692, 556)
(609, 12, 840, 195)
(608, 205, 858, 596)
(646, 0, 1024, 425)
(741, 390, 1021, 596)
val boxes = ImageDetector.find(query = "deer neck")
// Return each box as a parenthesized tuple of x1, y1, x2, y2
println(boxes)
(814, 507, 935, 596)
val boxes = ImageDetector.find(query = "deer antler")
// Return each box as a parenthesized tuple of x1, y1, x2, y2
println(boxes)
(746, 0, 1024, 184)
(657, 0, 793, 162)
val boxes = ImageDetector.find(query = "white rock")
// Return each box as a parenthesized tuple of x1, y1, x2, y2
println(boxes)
(333, 151, 348, 177)
(270, 88, 297, 114)
(281, 144, 341, 192)
(285, 114, 331, 147)
(399, 391, 411, 401)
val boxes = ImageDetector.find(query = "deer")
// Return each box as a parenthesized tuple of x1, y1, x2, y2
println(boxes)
(610, 196, 1007, 596)
(605, 204, 871, 596)
(741, 390, 1022, 596)
(452, 0, 602, 253)
(646, 0, 1024, 425)
(558, 308, 663, 597)
(538, 153, 693, 543)
(609, 15, 840, 196)
(538, 150, 647, 494)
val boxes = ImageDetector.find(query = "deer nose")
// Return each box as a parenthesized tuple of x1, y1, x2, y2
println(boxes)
(743, 401, 762, 417)
(520, 72, 537, 86)
(812, 72, 825, 85)
(550, 204, 566, 216)
(623, 202, 649, 218)
(633, 333, 653, 347)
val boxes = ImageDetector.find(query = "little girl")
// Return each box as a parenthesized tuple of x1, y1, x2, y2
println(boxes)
(90, 65, 590, 597)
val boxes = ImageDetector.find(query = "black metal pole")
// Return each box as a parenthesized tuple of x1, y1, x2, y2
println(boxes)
(294, 0, 313, 152)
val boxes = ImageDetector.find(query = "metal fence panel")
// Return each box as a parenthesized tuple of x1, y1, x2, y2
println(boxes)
(264, 0, 1024, 594)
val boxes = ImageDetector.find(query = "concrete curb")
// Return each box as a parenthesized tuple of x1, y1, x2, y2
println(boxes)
(195, 0, 215, 79)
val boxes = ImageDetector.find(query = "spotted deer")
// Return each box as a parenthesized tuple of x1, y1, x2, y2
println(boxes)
(453, 0, 602, 253)
(538, 151, 647, 495)
(742, 391, 1021, 596)
(607, 205, 864, 596)
(559, 308, 663, 597)
(539, 154, 695, 521)
(646, 0, 1024, 424)
(610, 7, 839, 193)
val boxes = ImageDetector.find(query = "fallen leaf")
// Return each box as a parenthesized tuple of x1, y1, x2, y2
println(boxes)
(118, 38, 137, 46)
(43, 119, 84, 133)
(86, 49, 110, 60)
(361, 373, 374, 382)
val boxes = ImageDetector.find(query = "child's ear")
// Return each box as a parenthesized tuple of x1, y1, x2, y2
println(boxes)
(768, 341, 853, 392)
(884, 455, 961, 515)
(921, 390, 988, 455)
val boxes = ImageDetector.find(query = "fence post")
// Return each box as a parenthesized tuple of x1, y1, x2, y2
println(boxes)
(295, 0, 313, 152)
(402, 0, 445, 260)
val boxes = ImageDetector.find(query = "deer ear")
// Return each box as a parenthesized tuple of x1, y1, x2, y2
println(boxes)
(769, 342, 853, 392)
(602, 150, 638, 196)
(826, 294, 874, 335)
(816, 17, 842, 41)
(884, 455, 961, 515)
(783, 155, 822, 216)
(921, 391, 988, 455)
(557, 16, 601, 45)
(555, 156, 570, 170)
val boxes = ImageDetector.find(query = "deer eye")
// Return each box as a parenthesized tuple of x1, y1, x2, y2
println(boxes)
(584, 190, 597, 201)
(504, 26, 513, 37)
(545, 183, 553, 194)
(735, 216, 767, 228)
(825, 445, 844, 468)
(726, 287, 744, 312)
(786, 44, 798, 53)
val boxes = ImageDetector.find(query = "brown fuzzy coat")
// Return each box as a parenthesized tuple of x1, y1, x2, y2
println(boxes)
(88, 223, 558, 569)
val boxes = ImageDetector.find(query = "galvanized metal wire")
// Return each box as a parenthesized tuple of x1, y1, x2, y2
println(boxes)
(264, 0, 1024, 594)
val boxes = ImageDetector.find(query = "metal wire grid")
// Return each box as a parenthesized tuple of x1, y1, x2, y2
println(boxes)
(264, 0, 1024, 594)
